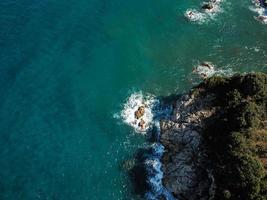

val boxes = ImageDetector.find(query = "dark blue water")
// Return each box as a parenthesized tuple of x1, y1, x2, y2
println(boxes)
(0, 0, 266, 199)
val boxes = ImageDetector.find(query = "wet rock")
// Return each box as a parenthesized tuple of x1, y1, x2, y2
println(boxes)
(257, 15, 267, 22)
(202, 4, 213, 10)
(200, 62, 213, 69)
(134, 106, 145, 119)
(160, 93, 216, 200)
(138, 118, 146, 129)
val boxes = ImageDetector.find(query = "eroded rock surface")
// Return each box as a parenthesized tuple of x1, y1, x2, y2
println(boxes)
(160, 93, 216, 200)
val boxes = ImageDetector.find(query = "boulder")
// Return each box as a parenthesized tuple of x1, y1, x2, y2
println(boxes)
(202, 4, 213, 10)
(138, 119, 146, 129)
(134, 106, 145, 119)
(159, 93, 215, 200)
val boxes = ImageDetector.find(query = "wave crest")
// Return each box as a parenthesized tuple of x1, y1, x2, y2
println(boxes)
(120, 92, 159, 133)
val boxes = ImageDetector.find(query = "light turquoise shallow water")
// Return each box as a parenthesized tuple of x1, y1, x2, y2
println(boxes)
(0, 0, 266, 199)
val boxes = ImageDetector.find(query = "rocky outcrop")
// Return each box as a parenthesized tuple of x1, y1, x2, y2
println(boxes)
(202, 4, 213, 10)
(126, 73, 266, 200)
(160, 92, 216, 200)
(159, 73, 267, 200)
(135, 106, 145, 119)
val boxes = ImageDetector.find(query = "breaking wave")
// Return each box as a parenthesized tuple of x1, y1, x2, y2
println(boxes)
(120, 92, 159, 133)
(192, 61, 234, 79)
(144, 143, 176, 200)
(184, 0, 225, 24)
(119, 91, 174, 199)
(249, 0, 267, 24)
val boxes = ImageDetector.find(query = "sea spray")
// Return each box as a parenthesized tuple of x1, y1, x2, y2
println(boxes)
(120, 92, 159, 133)
(192, 61, 234, 79)
(120, 92, 175, 200)
(184, 0, 225, 24)
(144, 143, 175, 200)
(145, 118, 174, 200)
(250, 0, 267, 24)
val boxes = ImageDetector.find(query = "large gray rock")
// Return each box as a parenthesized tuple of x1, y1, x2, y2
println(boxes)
(160, 93, 216, 200)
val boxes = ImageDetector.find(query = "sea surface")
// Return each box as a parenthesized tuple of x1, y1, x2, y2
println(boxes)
(0, 0, 266, 200)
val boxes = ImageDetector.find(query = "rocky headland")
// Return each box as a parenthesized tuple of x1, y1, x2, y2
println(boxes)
(160, 92, 216, 200)
(127, 72, 267, 200)
(160, 72, 267, 200)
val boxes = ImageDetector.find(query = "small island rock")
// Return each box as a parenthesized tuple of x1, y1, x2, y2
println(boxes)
(134, 106, 145, 119)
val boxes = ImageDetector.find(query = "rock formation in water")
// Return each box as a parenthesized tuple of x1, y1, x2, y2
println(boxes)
(160, 72, 267, 200)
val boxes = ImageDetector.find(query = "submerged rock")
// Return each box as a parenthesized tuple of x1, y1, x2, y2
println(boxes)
(122, 159, 136, 171)
(256, 15, 267, 24)
(192, 62, 215, 79)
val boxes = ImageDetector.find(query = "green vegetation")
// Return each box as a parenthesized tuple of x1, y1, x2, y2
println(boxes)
(197, 73, 267, 200)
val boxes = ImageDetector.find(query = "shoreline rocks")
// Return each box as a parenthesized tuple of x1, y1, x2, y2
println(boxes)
(134, 106, 148, 130)
(127, 73, 266, 200)
(126, 72, 267, 200)
(158, 73, 267, 200)
(160, 93, 216, 200)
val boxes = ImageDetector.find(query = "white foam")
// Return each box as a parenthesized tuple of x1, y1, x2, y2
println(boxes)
(145, 158, 163, 192)
(193, 62, 233, 78)
(184, 0, 225, 24)
(212, 0, 223, 3)
(144, 143, 175, 200)
(249, 6, 265, 14)
(203, 3, 222, 14)
(250, 0, 267, 24)
(151, 143, 164, 156)
(185, 9, 207, 23)
(120, 92, 159, 133)
(254, 15, 267, 24)
(193, 62, 215, 78)
(118, 93, 180, 199)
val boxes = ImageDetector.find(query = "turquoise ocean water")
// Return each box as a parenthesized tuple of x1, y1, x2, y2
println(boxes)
(0, 0, 266, 199)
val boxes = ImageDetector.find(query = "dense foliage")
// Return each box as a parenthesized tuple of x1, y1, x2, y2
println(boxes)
(197, 73, 267, 200)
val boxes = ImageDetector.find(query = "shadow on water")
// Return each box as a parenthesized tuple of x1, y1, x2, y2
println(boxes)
(128, 148, 154, 196)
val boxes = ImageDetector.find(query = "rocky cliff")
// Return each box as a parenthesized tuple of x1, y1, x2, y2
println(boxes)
(160, 72, 267, 200)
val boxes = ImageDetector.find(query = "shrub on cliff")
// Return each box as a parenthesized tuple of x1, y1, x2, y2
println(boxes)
(241, 73, 267, 101)
(228, 101, 263, 130)
(200, 72, 267, 200)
